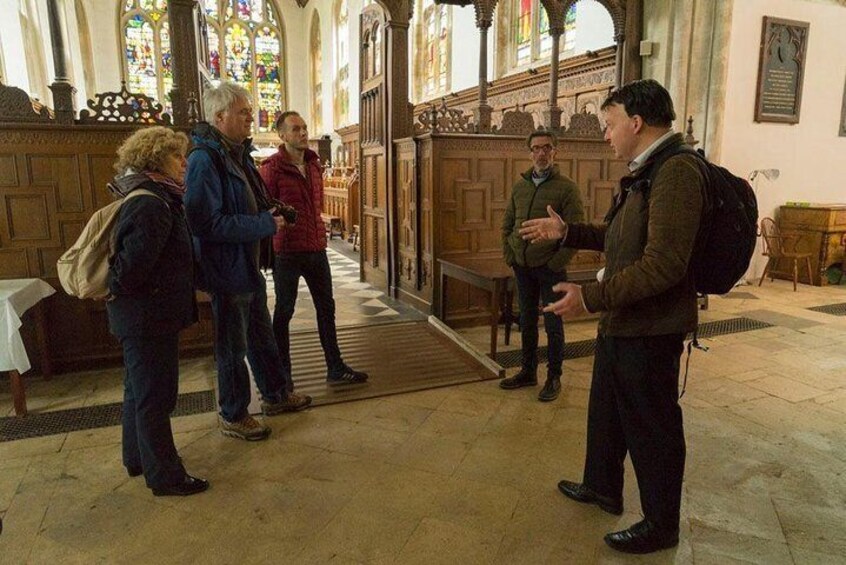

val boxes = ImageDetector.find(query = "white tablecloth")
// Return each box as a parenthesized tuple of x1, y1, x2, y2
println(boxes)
(0, 279, 55, 373)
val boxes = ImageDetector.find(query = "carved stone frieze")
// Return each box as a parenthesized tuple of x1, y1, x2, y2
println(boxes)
(539, 0, 566, 35)
(0, 83, 54, 123)
(78, 82, 172, 125)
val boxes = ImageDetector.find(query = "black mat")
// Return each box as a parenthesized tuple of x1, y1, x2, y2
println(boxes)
(494, 317, 774, 368)
(807, 302, 846, 316)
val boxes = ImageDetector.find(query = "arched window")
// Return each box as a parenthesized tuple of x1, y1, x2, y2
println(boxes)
(309, 11, 323, 134)
(121, 1, 174, 114)
(201, 0, 285, 133)
(414, 0, 450, 101)
(497, 0, 588, 76)
(333, 0, 350, 127)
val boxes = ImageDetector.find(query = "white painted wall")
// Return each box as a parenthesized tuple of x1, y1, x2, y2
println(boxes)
(80, 0, 121, 93)
(718, 0, 846, 277)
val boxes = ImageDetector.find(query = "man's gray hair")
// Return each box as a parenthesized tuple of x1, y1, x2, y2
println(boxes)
(203, 81, 250, 122)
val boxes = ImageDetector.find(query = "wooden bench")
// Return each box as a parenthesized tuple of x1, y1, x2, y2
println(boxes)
(321, 214, 343, 240)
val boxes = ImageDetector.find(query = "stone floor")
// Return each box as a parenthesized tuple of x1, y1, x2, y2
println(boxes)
(1, 277, 846, 564)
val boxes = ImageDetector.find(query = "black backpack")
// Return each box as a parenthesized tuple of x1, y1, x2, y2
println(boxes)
(646, 145, 759, 295)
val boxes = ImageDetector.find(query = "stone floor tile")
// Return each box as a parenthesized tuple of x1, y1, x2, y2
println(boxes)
(688, 524, 794, 565)
(395, 517, 501, 565)
(790, 546, 846, 565)
(359, 400, 432, 433)
(686, 488, 786, 542)
(772, 497, 846, 556)
(389, 430, 471, 476)
(745, 374, 827, 402)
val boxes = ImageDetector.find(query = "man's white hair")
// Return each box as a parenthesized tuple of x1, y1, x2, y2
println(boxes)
(203, 81, 250, 122)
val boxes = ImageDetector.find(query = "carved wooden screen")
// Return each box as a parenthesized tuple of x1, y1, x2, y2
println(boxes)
(359, 5, 389, 290)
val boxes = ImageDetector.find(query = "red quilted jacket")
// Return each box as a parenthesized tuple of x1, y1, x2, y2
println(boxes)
(259, 146, 327, 254)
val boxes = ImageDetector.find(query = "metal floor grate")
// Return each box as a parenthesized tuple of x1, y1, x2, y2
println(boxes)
(494, 317, 774, 368)
(0, 391, 216, 443)
(807, 303, 846, 316)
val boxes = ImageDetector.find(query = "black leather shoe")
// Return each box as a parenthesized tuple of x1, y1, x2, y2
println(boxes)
(604, 519, 679, 554)
(538, 377, 561, 401)
(126, 465, 143, 478)
(499, 369, 537, 390)
(557, 480, 623, 515)
(152, 474, 210, 497)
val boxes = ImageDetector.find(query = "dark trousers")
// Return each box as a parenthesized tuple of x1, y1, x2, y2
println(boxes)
(513, 264, 566, 377)
(583, 333, 686, 533)
(121, 334, 185, 489)
(272, 251, 344, 377)
(210, 282, 287, 422)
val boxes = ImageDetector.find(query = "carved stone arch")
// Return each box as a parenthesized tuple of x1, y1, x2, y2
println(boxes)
(539, 0, 567, 34)
(375, 0, 413, 25)
(559, 0, 626, 39)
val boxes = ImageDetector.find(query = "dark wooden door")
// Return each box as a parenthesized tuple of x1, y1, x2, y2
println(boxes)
(359, 6, 390, 291)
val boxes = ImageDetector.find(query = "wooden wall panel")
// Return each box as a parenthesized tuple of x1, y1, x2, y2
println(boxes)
(412, 133, 625, 321)
(0, 125, 213, 373)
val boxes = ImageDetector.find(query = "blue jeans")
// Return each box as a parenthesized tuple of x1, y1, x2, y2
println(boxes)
(272, 251, 345, 377)
(513, 264, 567, 377)
(210, 282, 288, 422)
(121, 333, 185, 489)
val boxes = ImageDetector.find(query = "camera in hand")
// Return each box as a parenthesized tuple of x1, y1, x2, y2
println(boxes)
(268, 198, 297, 225)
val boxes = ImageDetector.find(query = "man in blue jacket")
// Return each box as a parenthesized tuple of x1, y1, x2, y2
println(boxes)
(185, 82, 311, 441)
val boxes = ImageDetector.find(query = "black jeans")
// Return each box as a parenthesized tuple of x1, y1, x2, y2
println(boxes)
(121, 333, 185, 489)
(583, 333, 686, 533)
(272, 251, 345, 378)
(512, 264, 567, 377)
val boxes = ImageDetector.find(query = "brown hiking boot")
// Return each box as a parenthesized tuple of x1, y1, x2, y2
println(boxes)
(261, 392, 312, 415)
(219, 415, 271, 441)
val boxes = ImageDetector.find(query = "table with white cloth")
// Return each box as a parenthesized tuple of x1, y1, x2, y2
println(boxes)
(0, 279, 55, 416)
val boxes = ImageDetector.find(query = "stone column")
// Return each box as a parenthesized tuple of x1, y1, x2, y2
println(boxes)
(547, 30, 562, 130)
(622, 0, 643, 83)
(46, 0, 75, 124)
(168, 0, 203, 126)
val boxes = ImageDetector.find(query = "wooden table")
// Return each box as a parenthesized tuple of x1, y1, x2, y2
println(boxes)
(438, 257, 516, 358)
(1, 279, 55, 416)
(438, 257, 599, 358)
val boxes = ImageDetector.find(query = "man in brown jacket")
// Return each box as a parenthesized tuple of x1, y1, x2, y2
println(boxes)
(520, 80, 704, 554)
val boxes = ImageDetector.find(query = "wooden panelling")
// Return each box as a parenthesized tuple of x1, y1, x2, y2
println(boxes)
(410, 133, 624, 320)
(0, 124, 214, 373)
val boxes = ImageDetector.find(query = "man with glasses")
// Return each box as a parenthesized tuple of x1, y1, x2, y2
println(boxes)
(500, 131, 584, 401)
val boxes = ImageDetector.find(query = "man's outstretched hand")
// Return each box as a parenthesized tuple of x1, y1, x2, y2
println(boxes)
(519, 205, 567, 243)
(543, 282, 587, 318)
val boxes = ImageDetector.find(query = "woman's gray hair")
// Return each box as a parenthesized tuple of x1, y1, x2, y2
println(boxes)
(203, 81, 250, 122)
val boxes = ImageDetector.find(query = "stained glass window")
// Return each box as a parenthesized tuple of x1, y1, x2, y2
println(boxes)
(334, 0, 349, 126)
(199, 0, 286, 133)
(309, 12, 323, 134)
(121, 1, 172, 116)
(508, 0, 578, 69)
(420, 0, 450, 100)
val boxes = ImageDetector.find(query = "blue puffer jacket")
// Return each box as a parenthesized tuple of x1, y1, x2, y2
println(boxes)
(185, 123, 277, 294)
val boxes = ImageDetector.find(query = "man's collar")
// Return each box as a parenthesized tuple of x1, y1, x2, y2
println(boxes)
(628, 130, 675, 172)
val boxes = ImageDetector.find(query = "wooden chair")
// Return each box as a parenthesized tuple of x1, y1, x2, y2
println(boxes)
(758, 217, 814, 291)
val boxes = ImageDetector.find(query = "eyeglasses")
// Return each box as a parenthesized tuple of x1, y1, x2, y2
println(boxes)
(530, 144, 554, 154)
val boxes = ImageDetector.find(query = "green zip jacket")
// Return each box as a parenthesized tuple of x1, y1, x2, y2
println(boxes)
(564, 134, 704, 336)
(501, 165, 585, 273)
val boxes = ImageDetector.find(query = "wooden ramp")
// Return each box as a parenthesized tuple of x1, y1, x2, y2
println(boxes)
(280, 320, 502, 406)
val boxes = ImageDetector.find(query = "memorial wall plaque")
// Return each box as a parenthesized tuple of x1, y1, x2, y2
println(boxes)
(755, 17, 809, 124)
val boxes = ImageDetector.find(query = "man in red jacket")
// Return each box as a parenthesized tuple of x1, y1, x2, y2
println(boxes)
(260, 111, 368, 385)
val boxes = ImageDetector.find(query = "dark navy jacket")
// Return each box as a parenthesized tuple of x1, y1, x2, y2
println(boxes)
(184, 123, 276, 294)
(106, 177, 197, 338)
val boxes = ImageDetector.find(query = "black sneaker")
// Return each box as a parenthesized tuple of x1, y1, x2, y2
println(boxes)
(327, 366, 369, 385)
(538, 377, 561, 401)
(499, 369, 538, 390)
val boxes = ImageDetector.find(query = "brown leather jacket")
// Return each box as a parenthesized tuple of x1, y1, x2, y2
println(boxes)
(564, 134, 704, 336)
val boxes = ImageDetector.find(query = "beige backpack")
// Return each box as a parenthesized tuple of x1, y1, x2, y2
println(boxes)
(57, 189, 162, 299)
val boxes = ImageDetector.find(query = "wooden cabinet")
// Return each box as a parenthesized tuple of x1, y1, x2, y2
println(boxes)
(778, 204, 846, 286)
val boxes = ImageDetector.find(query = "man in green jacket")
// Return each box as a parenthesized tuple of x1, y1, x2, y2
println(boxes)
(519, 80, 703, 554)
(500, 131, 584, 401)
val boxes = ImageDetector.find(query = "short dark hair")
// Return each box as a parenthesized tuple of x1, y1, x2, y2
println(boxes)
(275, 110, 301, 132)
(526, 130, 557, 149)
(601, 79, 676, 127)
